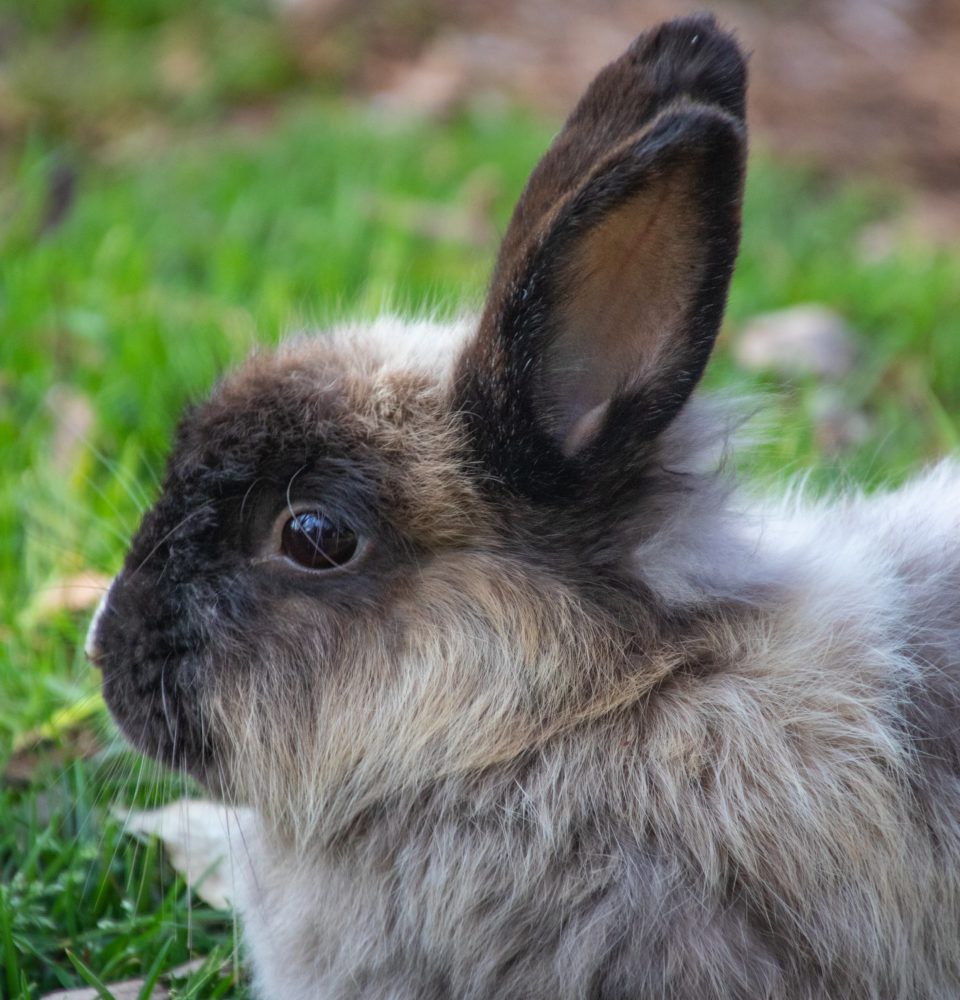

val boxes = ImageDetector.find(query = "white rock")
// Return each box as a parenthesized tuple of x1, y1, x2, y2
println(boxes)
(735, 304, 859, 380)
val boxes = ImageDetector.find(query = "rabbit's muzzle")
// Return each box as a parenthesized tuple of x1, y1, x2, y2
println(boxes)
(88, 493, 229, 780)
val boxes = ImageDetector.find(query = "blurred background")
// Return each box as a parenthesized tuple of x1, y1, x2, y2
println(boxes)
(5, 0, 960, 227)
(1, 1, 959, 997)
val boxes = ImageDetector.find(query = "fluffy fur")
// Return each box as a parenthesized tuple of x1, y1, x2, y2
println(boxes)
(225, 367, 960, 1000)
(89, 14, 960, 999)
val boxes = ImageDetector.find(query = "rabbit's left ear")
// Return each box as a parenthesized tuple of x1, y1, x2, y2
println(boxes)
(455, 16, 747, 505)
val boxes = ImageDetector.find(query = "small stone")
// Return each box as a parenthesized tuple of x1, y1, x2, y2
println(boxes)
(735, 304, 859, 380)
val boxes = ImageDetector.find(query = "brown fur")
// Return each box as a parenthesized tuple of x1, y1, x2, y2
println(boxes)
(88, 14, 960, 999)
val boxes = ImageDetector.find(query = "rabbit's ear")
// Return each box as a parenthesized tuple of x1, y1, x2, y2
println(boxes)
(455, 15, 747, 504)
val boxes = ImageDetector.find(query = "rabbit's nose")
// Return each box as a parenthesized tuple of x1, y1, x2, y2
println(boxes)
(85, 578, 115, 668)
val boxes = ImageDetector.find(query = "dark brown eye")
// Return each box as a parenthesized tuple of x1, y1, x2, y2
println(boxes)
(280, 511, 359, 570)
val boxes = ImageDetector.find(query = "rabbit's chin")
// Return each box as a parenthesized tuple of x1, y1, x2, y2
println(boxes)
(101, 659, 217, 783)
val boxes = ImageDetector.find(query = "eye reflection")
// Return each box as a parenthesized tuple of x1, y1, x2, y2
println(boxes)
(280, 511, 359, 570)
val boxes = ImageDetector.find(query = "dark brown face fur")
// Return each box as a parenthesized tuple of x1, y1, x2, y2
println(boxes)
(91, 14, 747, 797)
(91, 338, 657, 783)
(93, 342, 488, 779)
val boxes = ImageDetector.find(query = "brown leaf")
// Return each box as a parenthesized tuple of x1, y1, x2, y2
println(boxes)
(40, 958, 208, 1000)
(45, 384, 95, 476)
(42, 979, 166, 1000)
(157, 30, 209, 99)
(35, 570, 112, 618)
(4, 727, 102, 785)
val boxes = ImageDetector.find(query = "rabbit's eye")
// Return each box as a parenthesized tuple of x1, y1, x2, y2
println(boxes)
(280, 511, 359, 570)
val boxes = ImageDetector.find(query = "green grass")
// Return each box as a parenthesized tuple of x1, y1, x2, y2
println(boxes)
(2, 3, 960, 998)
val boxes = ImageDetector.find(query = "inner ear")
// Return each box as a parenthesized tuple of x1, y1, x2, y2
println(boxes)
(510, 106, 744, 459)
(454, 17, 748, 506)
(542, 155, 707, 452)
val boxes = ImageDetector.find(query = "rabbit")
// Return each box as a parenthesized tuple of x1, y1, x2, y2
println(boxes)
(85, 13, 960, 1000)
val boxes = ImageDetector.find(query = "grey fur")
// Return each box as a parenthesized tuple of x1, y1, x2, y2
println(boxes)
(89, 14, 960, 999)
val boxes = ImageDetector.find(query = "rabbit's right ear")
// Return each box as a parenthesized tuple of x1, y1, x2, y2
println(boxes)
(455, 15, 747, 506)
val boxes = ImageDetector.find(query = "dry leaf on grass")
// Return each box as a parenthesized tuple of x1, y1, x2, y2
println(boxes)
(40, 958, 207, 1000)
(45, 384, 95, 475)
(157, 30, 210, 99)
(34, 570, 113, 618)
(4, 726, 102, 785)
(12, 693, 104, 752)
(120, 799, 251, 910)
(5, 693, 106, 785)
(42, 980, 164, 1000)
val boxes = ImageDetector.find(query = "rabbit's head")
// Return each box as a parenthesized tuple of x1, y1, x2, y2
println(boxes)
(88, 15, 747, 840)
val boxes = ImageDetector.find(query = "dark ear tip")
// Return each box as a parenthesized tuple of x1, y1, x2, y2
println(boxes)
(628, 13, 748, 123)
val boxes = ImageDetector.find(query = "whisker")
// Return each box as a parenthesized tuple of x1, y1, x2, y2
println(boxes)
(129, 502, 217, 578)
(284, 465, 308, 519)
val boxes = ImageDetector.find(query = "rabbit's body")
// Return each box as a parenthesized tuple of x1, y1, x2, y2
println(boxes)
(88, 15, 960, 999)
(229, 323, 960, 1000)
